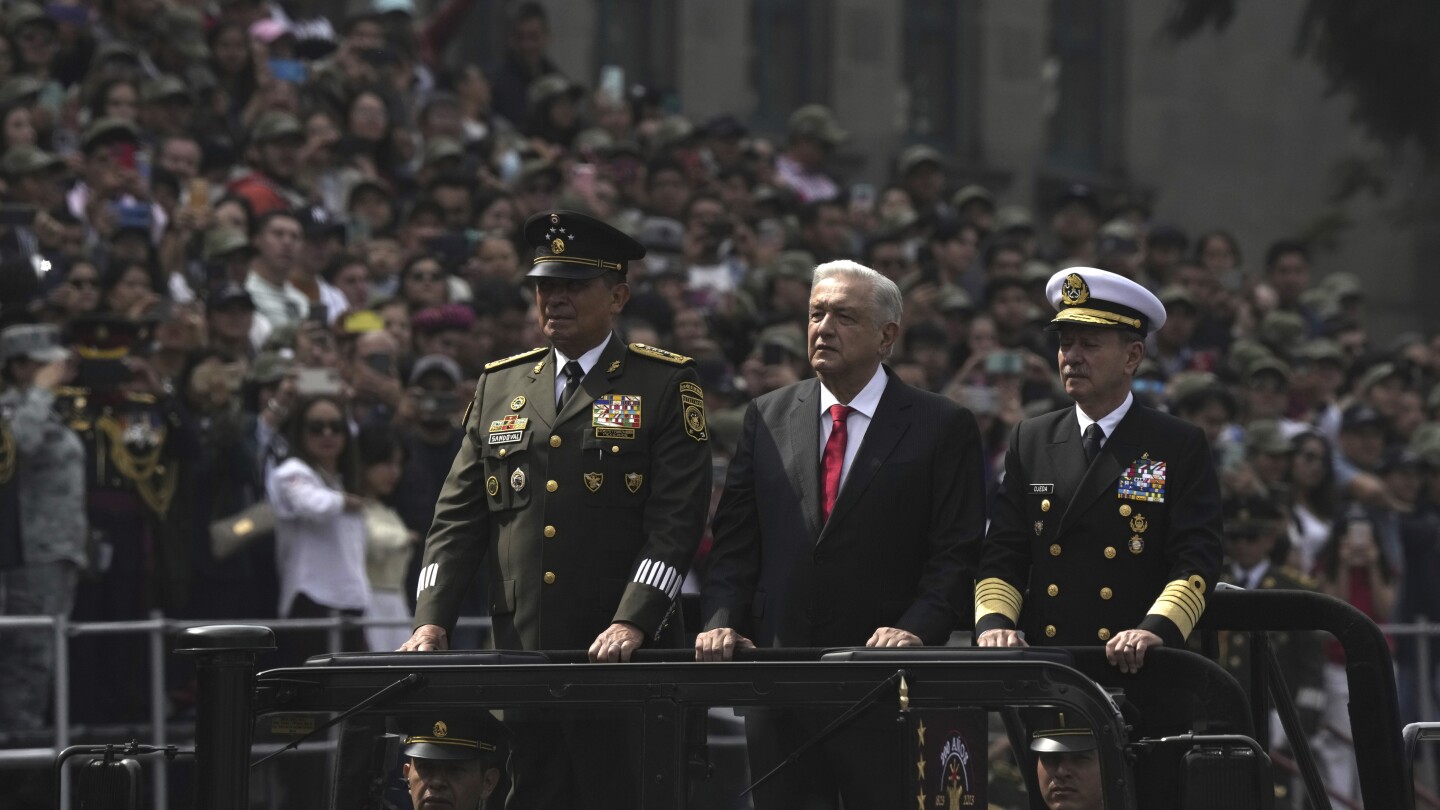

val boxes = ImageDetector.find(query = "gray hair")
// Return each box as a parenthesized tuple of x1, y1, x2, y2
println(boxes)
(811, 260, 903, 329)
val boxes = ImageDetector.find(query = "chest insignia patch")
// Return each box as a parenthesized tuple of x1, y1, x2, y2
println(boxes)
(584, 472, 603, 492)
(489, 415, 529, 433)
(1118, 458, 1166, 503)
(510, 468, 526, 493)
(593, 394, 641, 429)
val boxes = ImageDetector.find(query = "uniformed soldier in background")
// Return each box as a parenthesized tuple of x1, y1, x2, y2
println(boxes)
(400, 210, 712, 808)
(1217, 491, 1324, 809)
(975, 267, 1223, 672)
(400, 713, 511, 810)
(1030, 713, 1106, 810)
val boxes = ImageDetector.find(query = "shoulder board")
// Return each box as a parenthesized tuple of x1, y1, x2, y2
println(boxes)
(1277, 566, 1319, 590)
(628, 343, 694, 365)
(484, 347, 548, 372)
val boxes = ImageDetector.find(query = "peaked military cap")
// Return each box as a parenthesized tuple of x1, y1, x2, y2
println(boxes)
(1029, 711, 1096, 754)
(401, 712, 510, 761)
(1045, 266, 1167, 335)
(523, 210, 646, 281)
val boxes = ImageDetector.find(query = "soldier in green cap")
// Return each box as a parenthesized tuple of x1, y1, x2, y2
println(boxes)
(228, 110, 306, 216)
(402, 209, 711, 808)
(400, 713, 510, 810)
(776, 103, 848, 203)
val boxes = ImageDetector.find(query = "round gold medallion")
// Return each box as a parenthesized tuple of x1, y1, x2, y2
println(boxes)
(510, 395, 526, 411)
(486, 476, 499, 497)
(1104, 546, 1117, 559)
(1119, 504, 1132, 517)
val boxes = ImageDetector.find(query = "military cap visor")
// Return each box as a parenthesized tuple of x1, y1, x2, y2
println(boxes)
(1045, 267, 1167, 335)
(402, 715, 508, 762)
(523, 210, 646, 281)
(1030, 727, 1097, 754)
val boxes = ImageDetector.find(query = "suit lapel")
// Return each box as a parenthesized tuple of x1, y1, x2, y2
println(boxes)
(523, 349, 556, 430)
(1045, 413, 1088, 529)
(554, 336, 626, 426)
(1056, 407, 1145, 535)
(784, 379, 823, 542)
(819, 374, 911, 544)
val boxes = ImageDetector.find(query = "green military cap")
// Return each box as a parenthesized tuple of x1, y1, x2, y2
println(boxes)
(1292, 338, 1344, 366)
(422, 136, 464, 167)
(81, 116, 139, 153)
(1135, 358, 1163, 381)
(1227, 339, 1275, 376)
(1169, 371, 1236, 419)
(787, 104, 849, 145)
(92, 40, 143, 66)
(523, 209, 646, 281)
(5, 3, 53, 37)
(1258, 310, 1306, 351)
(0, 144, 62, 178)
(401, 713, 510, 762)
(247, 349, 294, 384)
(992, 204, 1034, 234)
(573, 126, 614, 155)
(517, 158, 561, 188)
(202, 227, 254, 261)
(527, 73, 581, 108)
(1097, 218, 1140, 256)
(249, 110, 303, 144)
(950, 184, 994, 212)
(153, 6, 209, 60)
(0, 75, 43, 108)
(650, 115, 696, 154)
(1156, 285, 1197, 310)
(1029, 711, 1096, 754)
(896, 144, 945, 176)
(756, 325, 806, 362)
(1355, 362, 1401, 394)
(1246, 355, 1291, 384)
(1244, 419, 1292, 456)
(141, 75, 191, 105)
(765, 250, 816, 285)
(1320, 271, 1363, 301)
(1021, 259, 1055, 286)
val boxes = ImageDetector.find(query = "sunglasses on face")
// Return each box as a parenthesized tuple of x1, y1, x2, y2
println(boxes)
(305, 419, 346, 436)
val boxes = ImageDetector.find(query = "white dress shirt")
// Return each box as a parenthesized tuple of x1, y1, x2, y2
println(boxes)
(818, 364, 889, 490)
(1074, 391, 1135, 449)
(553, 333, 612, 404)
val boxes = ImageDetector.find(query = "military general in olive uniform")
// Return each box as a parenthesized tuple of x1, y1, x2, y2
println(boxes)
(975, 267, 1223, 672)
(401, 210, 712, 808)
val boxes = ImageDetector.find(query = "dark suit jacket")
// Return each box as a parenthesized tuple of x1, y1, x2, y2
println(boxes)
(414, 337, 712, 650)
(701, 369, 986, 647)
(975, 403, 1222, 647)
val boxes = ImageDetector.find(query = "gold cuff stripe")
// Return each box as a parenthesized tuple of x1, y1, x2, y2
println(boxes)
(1051, 308, 1143, 330)
(403, 736, 497, 752)
(1147, 579, 1207, 639)
(975, 578, 1024, 623)
(532, 255, 625, 272)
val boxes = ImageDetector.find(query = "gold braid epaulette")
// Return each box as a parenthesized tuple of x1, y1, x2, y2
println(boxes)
(627, 343, 694, 365)
(95, 414, 177, 516)
(483, 347, 548, 372)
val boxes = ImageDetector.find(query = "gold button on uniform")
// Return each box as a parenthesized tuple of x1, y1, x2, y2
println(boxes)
(543, 572, 556, 585)
(550, 435, 562, 447)
(611, 445, 620, 453)
(1045, 625, 1057, 638)
(546, 480, 558, 492)
(1119, 504, 1132, 517)
(1103, 546, 1117, 559)
(543, 525, 556, 538)
(1097, 628, 1111, 641)
(498, 448, 507, 458)
(1046, 584, 1059, 597)
(1041, 499, 1051, 512)
(1100, 587, 1113, 600)
(1049, 544, 1062, 557)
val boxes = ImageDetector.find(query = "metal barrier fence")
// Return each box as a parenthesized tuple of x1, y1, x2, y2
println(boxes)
(2, 613, 1439, 809)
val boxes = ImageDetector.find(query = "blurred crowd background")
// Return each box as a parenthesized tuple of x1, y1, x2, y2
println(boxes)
(0, 0, 1435, 804)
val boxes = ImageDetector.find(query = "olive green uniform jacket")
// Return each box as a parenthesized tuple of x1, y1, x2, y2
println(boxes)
(413, 337, 712, 651)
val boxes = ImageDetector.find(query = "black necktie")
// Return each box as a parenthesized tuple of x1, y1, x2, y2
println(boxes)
(1083, 423, 1105, 464)
(558, 361, 583, 410)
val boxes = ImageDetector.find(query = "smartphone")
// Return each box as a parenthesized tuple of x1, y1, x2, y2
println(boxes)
(0, 203, 37, 228)
(268, 58, 308, 84)
(295, 367, 344, 397)
(984, 351, 1024, 376)
(849, 183, 876, 214)
(308, 303, 329, 325)
(188, 178, 210, 214)
(598, 65, 625, 103)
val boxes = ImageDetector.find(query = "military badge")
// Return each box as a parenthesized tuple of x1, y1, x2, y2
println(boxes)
(487, 476, 500, 497)
(551, 237, 565, 254)
(510, 469, 526, 493)
(607, 360, 621, 373)
(433, 721, 448, 737)
(1060, 272, 1090, 305)
(679, 381, 707, 442)
(626, 472, 644, 494)
(1129, 536, 1145, 554)
(490, 415, 529, 432)
(1117, 458, 1166, 503)
(584, 472, 603, 492)
(1119, 503, 1132, 517)
(1034, 521, 1044, 536)
(1129, 514, 1148, 533)
(510, 395, 526, 411)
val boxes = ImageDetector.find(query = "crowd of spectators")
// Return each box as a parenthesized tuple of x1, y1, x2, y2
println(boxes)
(0, 0, 1437, 800)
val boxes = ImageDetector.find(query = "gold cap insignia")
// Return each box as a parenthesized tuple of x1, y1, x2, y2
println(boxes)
(584, 472, 603, 492)
(433, 721, 448, 737)
(510, 395, 526, 411)
(551, 237, 566, 255)
(1060, 273, 1090, 305)
(625, 472, 643, 493)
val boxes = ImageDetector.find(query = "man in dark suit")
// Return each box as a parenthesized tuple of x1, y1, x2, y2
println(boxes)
(976, 267, 1222, 673)
(697, 259, 986, 808)
(400, 210, 712, 808)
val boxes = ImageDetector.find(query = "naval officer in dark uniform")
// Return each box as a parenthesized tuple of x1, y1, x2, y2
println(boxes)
(975, 267, 1222, 672)
(400, 210, 712, 807)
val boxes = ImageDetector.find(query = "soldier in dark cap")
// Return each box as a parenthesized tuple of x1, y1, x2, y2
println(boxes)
(401, 713, 511, 810)
(402, 210, 711, 808)
(1030, 713, 1105, 810)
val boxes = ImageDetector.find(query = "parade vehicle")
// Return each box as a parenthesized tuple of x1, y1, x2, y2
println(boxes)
(62, 588, 1422, 809)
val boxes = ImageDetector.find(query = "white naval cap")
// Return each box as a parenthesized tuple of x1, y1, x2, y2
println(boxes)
(1044, 267, 1167, 335)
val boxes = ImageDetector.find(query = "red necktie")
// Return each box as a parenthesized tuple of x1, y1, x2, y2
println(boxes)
(821, 404, 853, 523)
